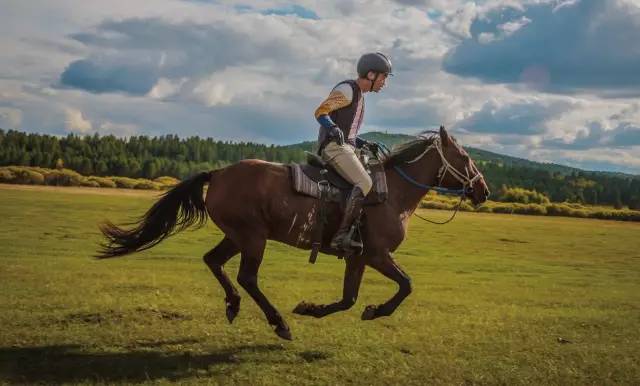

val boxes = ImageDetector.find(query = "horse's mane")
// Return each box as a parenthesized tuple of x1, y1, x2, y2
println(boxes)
(384, 132, 438, 166)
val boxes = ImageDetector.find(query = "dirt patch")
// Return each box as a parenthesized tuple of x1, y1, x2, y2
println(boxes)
(59, 308, 191, 325)
(134, 307, 192, 321)
(64, 310, 124, 324)
(298, 350, 331, 362)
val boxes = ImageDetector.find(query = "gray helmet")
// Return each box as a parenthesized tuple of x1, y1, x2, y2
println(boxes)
(357, 52, 393, 78)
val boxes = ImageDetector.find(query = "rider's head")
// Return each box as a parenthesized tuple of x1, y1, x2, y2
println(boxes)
(357, 52, 392, 93)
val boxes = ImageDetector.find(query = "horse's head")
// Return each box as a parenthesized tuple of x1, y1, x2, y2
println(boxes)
(436, 126, 490, 205)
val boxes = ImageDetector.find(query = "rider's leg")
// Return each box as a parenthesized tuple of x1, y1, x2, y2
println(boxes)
(321, 142, 372, 251)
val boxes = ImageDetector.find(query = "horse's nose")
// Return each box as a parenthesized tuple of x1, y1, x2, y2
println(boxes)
(484, 188, 490, 199)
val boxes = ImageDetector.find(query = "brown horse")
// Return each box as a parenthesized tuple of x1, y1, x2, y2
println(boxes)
(98, 126, 489, 340)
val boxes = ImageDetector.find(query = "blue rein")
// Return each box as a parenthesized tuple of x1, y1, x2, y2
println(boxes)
(392, 165, 466, 196)
(372, 139, 467, 196)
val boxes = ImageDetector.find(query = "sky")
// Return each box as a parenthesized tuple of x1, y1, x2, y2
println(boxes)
(1, 0, 639, 174)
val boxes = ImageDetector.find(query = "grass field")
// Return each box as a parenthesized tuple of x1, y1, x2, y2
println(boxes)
(1, 184, 639, 385)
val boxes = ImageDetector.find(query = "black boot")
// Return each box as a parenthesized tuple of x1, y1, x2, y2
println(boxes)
(331, 186, 365, 252)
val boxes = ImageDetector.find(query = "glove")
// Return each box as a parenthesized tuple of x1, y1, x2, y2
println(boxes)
(356, 137, 378, 152)
(328, 126, 344, 145)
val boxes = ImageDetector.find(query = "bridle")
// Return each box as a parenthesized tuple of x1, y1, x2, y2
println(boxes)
(386, 132, 484, 224)
(395, 134, 483, 196)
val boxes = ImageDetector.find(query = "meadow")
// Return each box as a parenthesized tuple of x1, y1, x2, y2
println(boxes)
(0, 184, 639, 385)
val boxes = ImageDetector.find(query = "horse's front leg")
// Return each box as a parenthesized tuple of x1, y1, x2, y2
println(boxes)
(293, 255, 365, 318)
(361, 254, 412, 320)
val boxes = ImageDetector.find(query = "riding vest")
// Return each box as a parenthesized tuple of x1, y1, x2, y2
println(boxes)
(317, 80, 364, 151)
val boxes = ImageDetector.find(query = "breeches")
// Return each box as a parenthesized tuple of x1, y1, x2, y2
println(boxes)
(321, 142, 373, 195)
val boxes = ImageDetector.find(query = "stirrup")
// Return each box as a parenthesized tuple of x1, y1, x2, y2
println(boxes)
(332, 223, 363, 254)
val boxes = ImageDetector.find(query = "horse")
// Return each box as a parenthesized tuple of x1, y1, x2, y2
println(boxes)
(97, 126, 489, 340)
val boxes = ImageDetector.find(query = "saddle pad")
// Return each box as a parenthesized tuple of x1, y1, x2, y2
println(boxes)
(290, 164, 341, 199)
(290, 164, 387, 204)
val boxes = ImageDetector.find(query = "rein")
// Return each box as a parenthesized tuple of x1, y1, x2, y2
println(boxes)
(378, 134, 482, 225)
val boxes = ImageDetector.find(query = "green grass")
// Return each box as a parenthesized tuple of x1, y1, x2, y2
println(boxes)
(1, 185, 639, 385)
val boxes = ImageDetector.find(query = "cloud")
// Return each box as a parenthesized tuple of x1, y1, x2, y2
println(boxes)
(60, 17, 302, 95)
(64, 108, 92, 133)
(544, 121, 640, 149)
(454, 98, 574, 135)
(61, 59, 160, 95)
(443, 0, 640, 95)
(0, 107, 23, 129)
(1, 0, 639, 174)
(262, 4, 319, 19)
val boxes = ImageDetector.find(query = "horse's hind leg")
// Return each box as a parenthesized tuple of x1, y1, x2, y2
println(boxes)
(203, 237, 241, 323)
(236, 237, 292, 340)
(293, 255, 366, 318)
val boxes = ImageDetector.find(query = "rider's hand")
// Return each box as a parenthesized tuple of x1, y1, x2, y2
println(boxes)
(328, 126, 344, 146)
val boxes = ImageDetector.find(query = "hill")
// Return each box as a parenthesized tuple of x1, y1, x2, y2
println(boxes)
(0, 128, 638, 207)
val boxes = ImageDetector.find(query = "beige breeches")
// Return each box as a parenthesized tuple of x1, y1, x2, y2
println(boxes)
(321, 142, 373, 195)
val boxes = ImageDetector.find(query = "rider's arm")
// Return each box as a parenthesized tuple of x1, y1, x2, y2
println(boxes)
(314, 84, 353, 128)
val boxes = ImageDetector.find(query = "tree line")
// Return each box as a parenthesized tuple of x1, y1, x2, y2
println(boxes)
(1, 128, 638, 208)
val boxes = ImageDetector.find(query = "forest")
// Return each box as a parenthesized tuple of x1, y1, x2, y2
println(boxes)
(1, 128, 639, 208)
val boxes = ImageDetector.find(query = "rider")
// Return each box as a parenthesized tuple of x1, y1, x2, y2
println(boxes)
(314, 52, 392, 252)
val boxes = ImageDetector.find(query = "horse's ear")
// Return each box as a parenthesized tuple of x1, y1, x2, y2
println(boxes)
(439, 125, 450, 147)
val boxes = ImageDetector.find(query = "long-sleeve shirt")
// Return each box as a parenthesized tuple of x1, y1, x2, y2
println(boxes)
(314, 83, 354, 129)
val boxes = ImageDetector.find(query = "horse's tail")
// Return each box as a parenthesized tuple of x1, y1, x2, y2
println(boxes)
(96, 171, 212, 259)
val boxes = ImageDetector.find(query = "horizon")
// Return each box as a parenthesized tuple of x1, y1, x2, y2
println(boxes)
(1, 0, 639, 174)
(3, 126, 638, 177)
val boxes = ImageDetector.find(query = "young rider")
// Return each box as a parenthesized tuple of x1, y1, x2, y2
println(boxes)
(314, 52, 392, 252)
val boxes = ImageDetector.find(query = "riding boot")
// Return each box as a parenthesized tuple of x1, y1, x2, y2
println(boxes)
(330, 186, 365, 252)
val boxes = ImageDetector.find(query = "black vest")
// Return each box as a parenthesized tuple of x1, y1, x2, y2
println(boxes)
(317, 80, 364, 151)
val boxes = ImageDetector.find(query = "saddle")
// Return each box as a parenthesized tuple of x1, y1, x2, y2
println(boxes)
(289, 151, 388, 263)
(290, 152, 388, 204)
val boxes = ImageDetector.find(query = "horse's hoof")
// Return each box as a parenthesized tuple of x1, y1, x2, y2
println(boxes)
(274, 325, 293, 341)
(292, 301, 312, 315)
(226, 304, 239, 324)
(361, 305, 378, 320)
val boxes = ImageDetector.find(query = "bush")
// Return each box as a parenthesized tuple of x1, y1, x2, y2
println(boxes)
(153, 176, 180, 187)
(88, 176, 116, 188)
(0, 168, 15, 183)
(498, 186, 550, 204)
(44, 169, 84, 186)
(420, 200, 455, 210)
(110, 177, 139, 189)
(79, 179, 101, 188)
(134, 180, 161, 190)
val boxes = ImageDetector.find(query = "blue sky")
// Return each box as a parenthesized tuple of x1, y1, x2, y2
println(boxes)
(0, 0, 639, 174)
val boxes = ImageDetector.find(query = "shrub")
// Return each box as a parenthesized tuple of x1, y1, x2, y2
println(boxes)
(498, 186, 550, 204)
(512, 203, 547, 215)
(88, 176, 116, 188)
(80, 179, 101, 188)
(44, 169, 84, 186)
(134, 180, 161, 190)
(110, 177, 139, 189)
(153, 176, 180, 187)
(420, 200, 454, 210)
(0, 168, 15, 183)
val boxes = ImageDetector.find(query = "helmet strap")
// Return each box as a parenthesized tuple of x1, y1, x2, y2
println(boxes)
(369, 72, 379, 92)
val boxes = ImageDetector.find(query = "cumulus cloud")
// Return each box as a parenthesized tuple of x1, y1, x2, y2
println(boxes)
(0, 0, 639, 173)
(443, 0, 640, 95)
(454, 98, 574, 135)
(64, 108, 92, 133)
(0, 107, 23, 129)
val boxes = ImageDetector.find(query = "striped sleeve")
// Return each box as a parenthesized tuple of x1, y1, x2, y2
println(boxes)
(314, 84, 353, 128)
